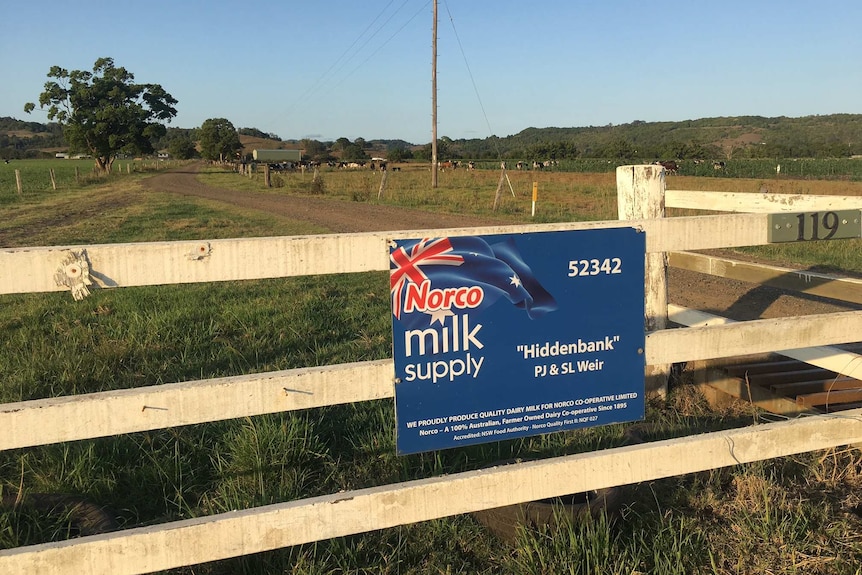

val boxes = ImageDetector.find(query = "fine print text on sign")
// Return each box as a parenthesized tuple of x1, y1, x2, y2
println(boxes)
(390, 228, 646, 455)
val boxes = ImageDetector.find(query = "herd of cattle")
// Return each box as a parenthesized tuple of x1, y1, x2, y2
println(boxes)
(262, 158, 729, 174)
(653, 160, 726, 174)
(265, 160, 399, 172)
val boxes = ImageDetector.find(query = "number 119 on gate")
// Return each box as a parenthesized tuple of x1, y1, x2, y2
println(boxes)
(767, 210, 862, 243)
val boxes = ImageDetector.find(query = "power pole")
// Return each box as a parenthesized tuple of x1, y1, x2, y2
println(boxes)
(431, 0, 438, 189)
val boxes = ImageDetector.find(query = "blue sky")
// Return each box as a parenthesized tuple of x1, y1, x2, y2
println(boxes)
(3, 0, 860, 145)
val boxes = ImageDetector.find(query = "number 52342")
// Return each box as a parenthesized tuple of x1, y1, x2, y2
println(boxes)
(567, 258, 622, 277)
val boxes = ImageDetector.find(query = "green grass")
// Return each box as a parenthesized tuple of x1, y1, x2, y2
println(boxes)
(0, 158, 190, 201)
(735, 238, 862, 275)
(199, 164, 621, 223)
(2, 167, 862, 574)
(0, 159, 95, 198)
(0, 181, 326, 247)
(422, 158, 862, 180)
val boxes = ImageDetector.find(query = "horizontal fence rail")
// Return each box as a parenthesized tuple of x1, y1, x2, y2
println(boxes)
(669, 304, 862, 381)
(1, 214, 782, 295)
(667, 190, 862, 213)
(3, 307, 861, 451)
(0, 361, 393, 450)
(3, 409, 862, 575)
(669, 251, 862, 305)
(4, 167, 862, 574)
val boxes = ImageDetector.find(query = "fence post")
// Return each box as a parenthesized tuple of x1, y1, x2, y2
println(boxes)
(15, 169, 22, 195)
(50, 169, 57, 190)
(616, 164, 669, 397)
(263, 163, 271, 187)
(377, 168, 387, 199)
(492, 162, 507, 211)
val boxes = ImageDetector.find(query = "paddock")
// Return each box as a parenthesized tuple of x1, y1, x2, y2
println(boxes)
(1, 165, 861, 574)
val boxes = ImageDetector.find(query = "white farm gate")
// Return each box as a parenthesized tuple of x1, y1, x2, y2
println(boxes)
(1, 165, 862, 574)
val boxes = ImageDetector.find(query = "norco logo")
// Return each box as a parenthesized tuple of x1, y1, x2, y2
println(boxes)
(403, 280, 484, 314)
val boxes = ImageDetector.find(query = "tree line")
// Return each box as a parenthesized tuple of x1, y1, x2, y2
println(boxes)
(9, 57, 862, 171)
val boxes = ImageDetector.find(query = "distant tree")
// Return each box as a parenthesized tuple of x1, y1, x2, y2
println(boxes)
(354, 137, 368, 149)
(387, 148, 404, 162)
(198, 118, 242, 162)
(301, 138, 326, 160)
(410, 139, 447, 161)
(341, 143, 368, 161)
(386, 142, 413, 162)
(820, 142, 852, 158)
(238, 127, 281, 141)
(167, 135, 197, 160)
(24, 57, 177, 174)
(413, 144, 431, 161)
(332, 137, 351, 152)
(595, 138, 636, 160)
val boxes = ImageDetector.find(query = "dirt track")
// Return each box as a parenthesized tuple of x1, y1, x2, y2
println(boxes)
(142, 165, 861, 322)
(142, 164, 506, 233)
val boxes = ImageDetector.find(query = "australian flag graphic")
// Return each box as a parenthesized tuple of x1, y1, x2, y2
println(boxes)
(390, 235, 557, 329)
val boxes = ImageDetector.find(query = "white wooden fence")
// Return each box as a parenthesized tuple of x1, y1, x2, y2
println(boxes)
(2, 165, 862, 574)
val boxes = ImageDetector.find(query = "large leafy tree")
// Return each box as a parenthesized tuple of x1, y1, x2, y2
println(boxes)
(24, 57, 177, 174)
(198, 118, 242, 162)
(167, 134, 197, 160)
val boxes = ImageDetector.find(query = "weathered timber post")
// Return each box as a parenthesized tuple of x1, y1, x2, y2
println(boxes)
(263, 163, 271, 187)
(49, 169, 56, 190)
(15, 169, 22, 195)
(492, 162, 507, 211)
(377, 168, 388, 199)
(616, 164, 669, 397)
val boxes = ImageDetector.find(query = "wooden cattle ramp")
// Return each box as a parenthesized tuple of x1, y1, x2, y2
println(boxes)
(667, 250, 862, 417)
(699, 344, 862, 415)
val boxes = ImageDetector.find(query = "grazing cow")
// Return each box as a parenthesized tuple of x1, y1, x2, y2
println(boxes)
(713, 161, 726, 170)
(467, 161, 475, 170)
(654, 160, 678, 174)
(439, 161, 455, 170)
(516, 161, 525, 170)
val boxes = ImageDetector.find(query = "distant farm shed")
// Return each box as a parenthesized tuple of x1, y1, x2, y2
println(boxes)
(252, 149, 302, 162)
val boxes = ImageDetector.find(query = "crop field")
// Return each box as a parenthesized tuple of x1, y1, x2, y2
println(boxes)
(466, 158, 862, 180)
(2, 163, 862, 574)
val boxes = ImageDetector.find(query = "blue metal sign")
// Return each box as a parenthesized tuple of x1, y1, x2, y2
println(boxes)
(390, 227, 646, 455)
